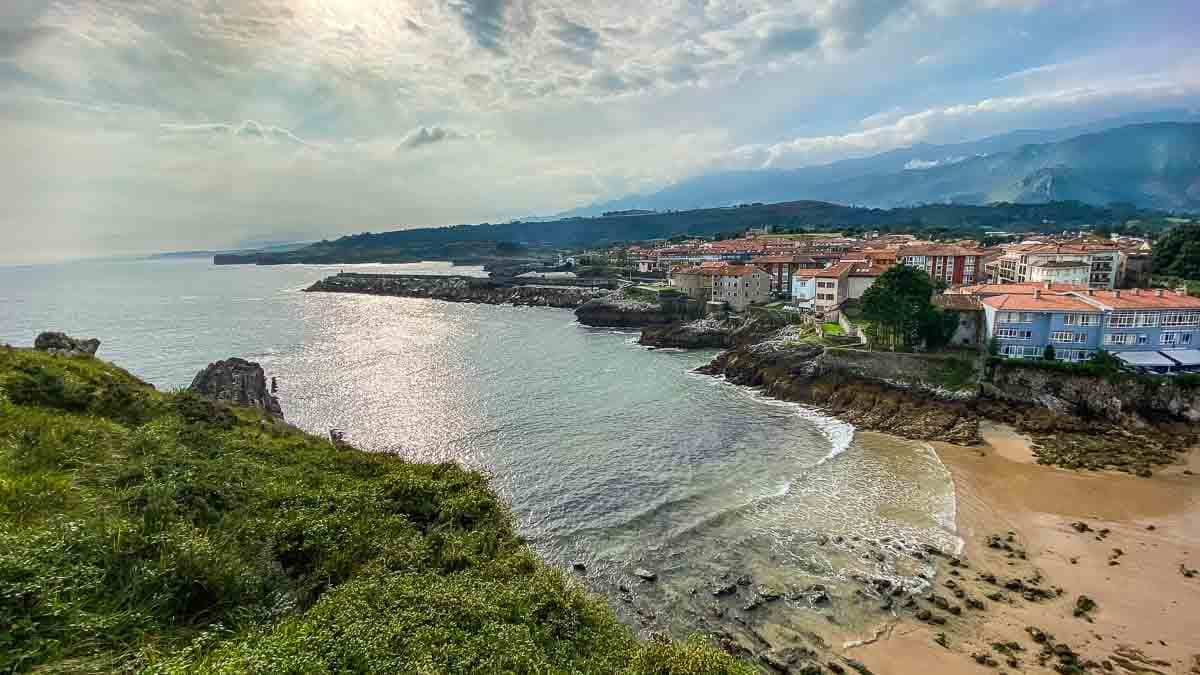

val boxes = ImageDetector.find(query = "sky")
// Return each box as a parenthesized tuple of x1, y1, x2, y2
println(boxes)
(1, 0, 1198, 263)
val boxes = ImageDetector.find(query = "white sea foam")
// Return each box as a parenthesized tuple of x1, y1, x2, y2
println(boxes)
(725, 379, 856, 469)
(920, 442, 965, 555)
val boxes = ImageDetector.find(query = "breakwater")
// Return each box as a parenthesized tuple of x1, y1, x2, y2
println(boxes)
(304, 272, 608, 308)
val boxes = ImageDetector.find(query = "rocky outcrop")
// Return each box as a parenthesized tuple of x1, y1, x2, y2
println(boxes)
(189, 358, 283, 420)
(986, 361, 1200, 425)
(638, 313, 789, 349)
(575, 291, 701, 328)
(306, 273, 603, 309)
(34, 332, 101, 357)
(699, 338, 982, 445)
(699, 326, 1196, 472)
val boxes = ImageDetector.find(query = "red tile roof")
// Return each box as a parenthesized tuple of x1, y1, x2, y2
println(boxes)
(717, 264, 767, 277)
(1070, 289, 1200, 310)
(981, 294, 1101, 312)
(954, 282, 1088, 296)
(898, 244, 979, 258)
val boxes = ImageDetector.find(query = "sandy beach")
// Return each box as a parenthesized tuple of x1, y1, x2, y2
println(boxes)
(845, 425, 1200, 674)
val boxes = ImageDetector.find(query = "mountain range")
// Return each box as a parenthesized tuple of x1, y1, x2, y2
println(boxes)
(563, 111, 1200, 216)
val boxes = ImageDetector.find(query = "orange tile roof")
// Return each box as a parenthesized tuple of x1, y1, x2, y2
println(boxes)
(814, 262, 854, 278)
(982, 294, 1101, 312)
(934, 295, 983, 312)
(751, 254, 818, 264)
(1070, 290, 1200, 310)
(717, 264, 766, 277)
(898, 244, 979, 258)
(955, 282, 1087, 296)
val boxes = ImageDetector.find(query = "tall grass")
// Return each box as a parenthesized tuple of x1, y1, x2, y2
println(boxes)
(0, 347, 750, 674)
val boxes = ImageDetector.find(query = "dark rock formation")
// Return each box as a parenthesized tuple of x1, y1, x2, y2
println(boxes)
(34, 332, 100, 357)
(306, 273, 604, 309)
(638, 313, 788, 349)
(574, 291, 701, 328)
(189, 358, 283, 419)
(699, 325, 1196, 471)
(986, 361, 1200, 424)
(698, 337, 982, 445)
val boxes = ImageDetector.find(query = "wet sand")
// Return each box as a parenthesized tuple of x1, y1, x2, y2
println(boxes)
(846, 428, 1200, 674)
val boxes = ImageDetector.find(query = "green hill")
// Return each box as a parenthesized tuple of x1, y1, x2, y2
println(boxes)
(217, 200, 1172, 266)
(0, 347, 748, 673)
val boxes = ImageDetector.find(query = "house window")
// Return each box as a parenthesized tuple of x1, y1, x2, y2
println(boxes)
(1103, 334, 1138, 346)
(1162, 312, 1200, 327)
(1051, 331, 1086, 343)
(995, 328, 1033, 340)
(1107, 313, 1136, 328)
(1055, 349, 1092, 363)
(1001, 345, 1041, 358)
(1063, 314, 1100, 326)
(998, 312, 1033, 324)
(1136, 312, 1158, 327)
(1161, 332, 1194, 346)
(1137, 335, 1148, 345)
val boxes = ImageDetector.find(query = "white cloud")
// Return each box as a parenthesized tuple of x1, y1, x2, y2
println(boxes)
(0, 0, 1196, 262)
(748, 74, 1200, 168)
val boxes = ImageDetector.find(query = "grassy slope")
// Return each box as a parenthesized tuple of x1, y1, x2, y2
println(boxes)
(0, 347, 750, 674)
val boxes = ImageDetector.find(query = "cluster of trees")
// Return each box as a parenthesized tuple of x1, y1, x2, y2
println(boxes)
(860, 265, 959, 351)
(1153, 223, 1200, 280)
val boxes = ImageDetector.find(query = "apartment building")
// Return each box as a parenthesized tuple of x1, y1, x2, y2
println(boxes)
(749, 254, 823, 297)
(711, 265, 771, 311)
(988, 242, 1124, 289)
(897, 244, 982, 286)
(670, 262, 770, 311)
(980, 287, 1200, 371)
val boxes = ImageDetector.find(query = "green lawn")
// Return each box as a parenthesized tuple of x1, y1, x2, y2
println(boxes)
(0, 347, 750, 674)
(822, 322, 844, 335)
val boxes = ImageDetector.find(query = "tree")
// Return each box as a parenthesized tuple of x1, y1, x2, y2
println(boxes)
(987, 337, 1001, 356)
(1153, 223, 1200, 280)
(1043, 344, 1056, 361)
(860, 265, 957, 351)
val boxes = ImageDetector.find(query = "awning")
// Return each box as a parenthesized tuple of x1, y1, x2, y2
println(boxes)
(1162, 349, 1200, 367)
(1114, 351, 1176, 368)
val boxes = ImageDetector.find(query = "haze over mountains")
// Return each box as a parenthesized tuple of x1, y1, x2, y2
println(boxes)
(563, 111, 1200, 217)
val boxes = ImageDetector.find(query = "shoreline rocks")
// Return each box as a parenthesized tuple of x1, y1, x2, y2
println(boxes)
(638, 314, 789, 350)
(306, 273, 605, 309)
(34, 332, 100, 357)
(698, 325, 1196, 471)
(189, 358, 284, 420)
(574, 292, 699, 327)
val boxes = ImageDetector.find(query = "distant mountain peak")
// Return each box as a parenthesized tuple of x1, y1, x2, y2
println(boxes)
(560, 110, 1200, 217)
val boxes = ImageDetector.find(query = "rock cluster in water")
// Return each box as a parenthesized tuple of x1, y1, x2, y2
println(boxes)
(638, 314, 789, 349)
(306, 273, 605, 308)
(34, 331, 101, 357)
(189, 357, 284, 420)
(574, 291, 701, 328)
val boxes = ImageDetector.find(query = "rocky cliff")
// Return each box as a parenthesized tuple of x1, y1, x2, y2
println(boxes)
(574, 291, 701, 327)
(189, 357, 284, 420)
(34, 332, 100, 357)
(986, 362, 1200, 425)
(638, 313, 789, 349)
(306, 273, 603, 308)
(700, 327, 1196, 473)
(699, 338, 982, 445)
